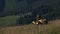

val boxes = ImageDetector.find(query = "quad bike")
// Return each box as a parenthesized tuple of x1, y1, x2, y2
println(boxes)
(32, 19, 48, 25)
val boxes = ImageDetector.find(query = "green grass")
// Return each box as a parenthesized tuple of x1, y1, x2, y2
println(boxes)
(0, 15, 20, 27)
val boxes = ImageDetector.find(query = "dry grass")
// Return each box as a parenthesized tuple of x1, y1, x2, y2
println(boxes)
(0, 19, 60, 34)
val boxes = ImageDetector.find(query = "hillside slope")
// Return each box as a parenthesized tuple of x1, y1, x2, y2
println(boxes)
(0, 19, 60, 34)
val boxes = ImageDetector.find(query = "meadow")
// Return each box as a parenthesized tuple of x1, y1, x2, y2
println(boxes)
(0, 16, 60, 34)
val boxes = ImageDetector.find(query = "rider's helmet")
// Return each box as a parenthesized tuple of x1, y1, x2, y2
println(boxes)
(36, 14, 39, 17)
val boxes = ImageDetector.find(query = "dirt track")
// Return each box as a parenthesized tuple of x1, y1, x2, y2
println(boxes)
(0, 19, 60, 34)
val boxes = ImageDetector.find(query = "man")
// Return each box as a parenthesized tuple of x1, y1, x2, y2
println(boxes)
(34, 15, 42, 24)
(35, 15, 41, 21)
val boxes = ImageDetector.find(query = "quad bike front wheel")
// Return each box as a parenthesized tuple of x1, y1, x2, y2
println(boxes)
(32, 21, 39, 25)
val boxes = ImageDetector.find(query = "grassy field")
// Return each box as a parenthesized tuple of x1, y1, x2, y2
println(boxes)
(0, 16, 60, 34)
(0, 16, 20, 27)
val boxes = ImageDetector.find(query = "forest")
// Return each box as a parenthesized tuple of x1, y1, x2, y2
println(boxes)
(0, 0, 60, 25)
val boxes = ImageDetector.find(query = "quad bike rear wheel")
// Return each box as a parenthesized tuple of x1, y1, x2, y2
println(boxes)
(44, 21, 48, 24)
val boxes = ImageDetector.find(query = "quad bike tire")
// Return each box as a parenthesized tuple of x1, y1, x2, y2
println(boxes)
(44, 21, 48, 24)
(38, 22, 43, 25)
